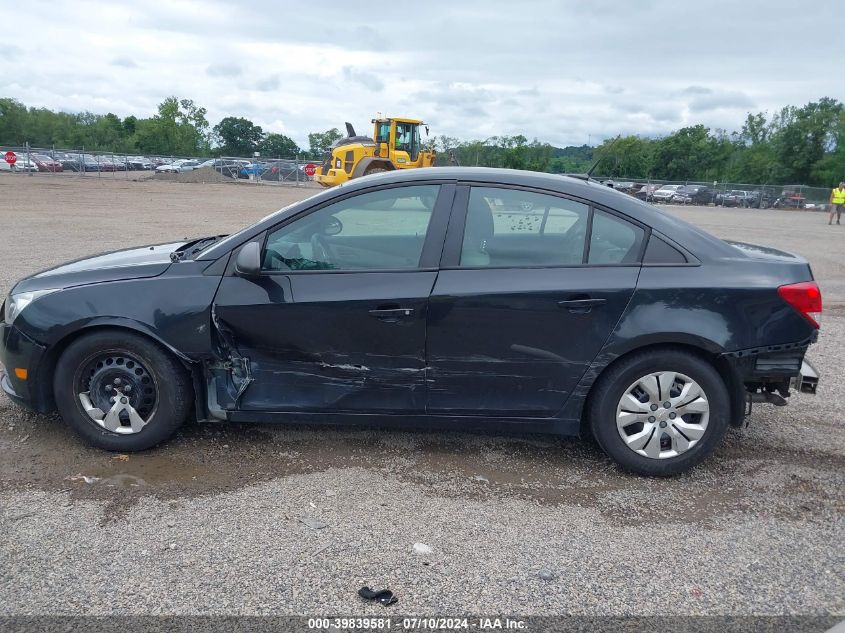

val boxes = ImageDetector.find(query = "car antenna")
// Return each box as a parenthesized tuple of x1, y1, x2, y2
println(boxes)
(568, 136, 619, 181)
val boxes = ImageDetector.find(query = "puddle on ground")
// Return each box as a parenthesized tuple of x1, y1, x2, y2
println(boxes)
(0, 409, 842, 526)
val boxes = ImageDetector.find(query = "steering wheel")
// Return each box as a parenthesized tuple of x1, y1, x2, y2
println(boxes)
(264, 248, 286, 271)
(310, 233, 335, 267)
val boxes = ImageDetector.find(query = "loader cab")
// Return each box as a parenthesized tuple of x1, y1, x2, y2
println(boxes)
(373, 117, 425, 165)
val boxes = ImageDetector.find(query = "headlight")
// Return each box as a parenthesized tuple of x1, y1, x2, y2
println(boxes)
(4, 289, 60, 324)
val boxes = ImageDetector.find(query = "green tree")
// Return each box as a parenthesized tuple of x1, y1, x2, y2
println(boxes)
(814, 110, 845, 186)
(592, 136, 654, 178)
(769, 98, 843, 184)
(213, 116, 264, 157)
(651, 125, 733, 181)
(130, 97, 210, 155)
(307, 128, 342, 158)
(260, 133, 300, 157)
(0, 98, 27, 144)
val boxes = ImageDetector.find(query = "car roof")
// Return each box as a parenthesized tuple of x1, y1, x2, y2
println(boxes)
(200, 167, 737, 262)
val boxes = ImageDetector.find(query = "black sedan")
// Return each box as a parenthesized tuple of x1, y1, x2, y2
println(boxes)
(0, 168, 821, 475)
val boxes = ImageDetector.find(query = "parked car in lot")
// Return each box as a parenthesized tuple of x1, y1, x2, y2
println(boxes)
(239, 162, 268, 178)
(57, 153, 82, 172)
(745, 190, 774, 209)
(0, 155, 38, 172)
(671, 185, 716, 205)
(30, 154, 64, 172)
(715, 190, 754, 207)
(634, 184, 661, 202)
(773, 189, 807, 209)
(651, 184, 682, 203)
(0, 168, 821, 476)
(124, 156, 151, 171)
(156, 159, 199, 173)
(81, 156, 102, 172)
(256, 160, 306, 182)
(195, 158, 249, 178)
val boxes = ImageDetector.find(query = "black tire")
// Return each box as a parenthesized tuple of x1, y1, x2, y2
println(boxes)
(587, 349, 729, 476)
(53, 330, 191, 451)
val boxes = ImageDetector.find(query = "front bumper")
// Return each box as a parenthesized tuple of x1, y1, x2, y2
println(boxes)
(0, 321, 49, 411)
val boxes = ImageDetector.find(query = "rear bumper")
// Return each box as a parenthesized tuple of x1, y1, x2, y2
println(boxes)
(721, 339, 819, 418)
(791, 358, 819, 394)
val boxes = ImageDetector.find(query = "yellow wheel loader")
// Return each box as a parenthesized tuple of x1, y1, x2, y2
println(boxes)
(314, 116, 436, 187)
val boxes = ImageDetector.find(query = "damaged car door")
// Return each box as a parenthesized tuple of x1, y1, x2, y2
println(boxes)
(210, 184, 451, 414)
(426, 185, 645, 416)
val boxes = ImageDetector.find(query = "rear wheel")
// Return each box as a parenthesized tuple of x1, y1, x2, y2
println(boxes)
(588, 349, 729, 476)
(53, 331, 191, 451)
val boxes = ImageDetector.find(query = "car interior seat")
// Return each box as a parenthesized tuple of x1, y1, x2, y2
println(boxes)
(461, 196, 494, 266)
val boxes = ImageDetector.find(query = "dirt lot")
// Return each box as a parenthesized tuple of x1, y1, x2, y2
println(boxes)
(0, 175, 843, 618)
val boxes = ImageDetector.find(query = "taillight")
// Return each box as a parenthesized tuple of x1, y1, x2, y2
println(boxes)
(778, 281, 822, 328)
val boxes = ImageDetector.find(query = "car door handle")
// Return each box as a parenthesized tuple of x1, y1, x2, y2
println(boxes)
(368, 307, 415, 321)
(557, 298, 606, 313)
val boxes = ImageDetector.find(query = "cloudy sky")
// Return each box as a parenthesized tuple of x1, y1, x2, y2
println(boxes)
(3, 1, 842, 148)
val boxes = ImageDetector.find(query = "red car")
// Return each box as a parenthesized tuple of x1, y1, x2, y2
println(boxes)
(31, 154, 64, 173)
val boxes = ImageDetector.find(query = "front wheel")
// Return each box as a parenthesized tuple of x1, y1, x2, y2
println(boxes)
(363, 166, 388, 177)
(53, 331, 192, 451)
(588, 349, 729, 476)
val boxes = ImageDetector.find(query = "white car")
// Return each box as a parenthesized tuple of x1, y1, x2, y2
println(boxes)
(0, 154, 38, 172)
(155, 159, 200, 174)
(651, 184, 682, 203)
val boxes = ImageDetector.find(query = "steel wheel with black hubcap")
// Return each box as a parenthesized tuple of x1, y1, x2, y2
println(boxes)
(589, 349, 729, 476)
(76, 351, 159, 435)
(54, 330, 191, 451)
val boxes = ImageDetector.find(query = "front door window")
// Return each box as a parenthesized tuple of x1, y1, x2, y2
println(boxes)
(262, 185, 440, 272)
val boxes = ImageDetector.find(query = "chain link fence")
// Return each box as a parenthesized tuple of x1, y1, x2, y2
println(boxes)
(591, 176, 832, 210)
(0, 143, 320, 188)
(0, 144, 835, 209)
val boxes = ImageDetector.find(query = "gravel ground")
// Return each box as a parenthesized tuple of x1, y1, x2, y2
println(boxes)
(0, 175, 842, 618)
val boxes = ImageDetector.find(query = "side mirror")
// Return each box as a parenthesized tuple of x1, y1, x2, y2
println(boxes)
(235, 241, 262, 278)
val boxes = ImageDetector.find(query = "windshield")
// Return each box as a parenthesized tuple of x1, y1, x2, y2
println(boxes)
(198, 197, 315, 259)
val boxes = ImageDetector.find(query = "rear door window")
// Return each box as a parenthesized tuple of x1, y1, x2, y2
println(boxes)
(587, 210, 646, 264)
(459, 187, 589, 267)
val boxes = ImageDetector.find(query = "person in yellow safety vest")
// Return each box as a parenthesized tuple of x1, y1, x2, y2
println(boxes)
(830, 182, 845, 225)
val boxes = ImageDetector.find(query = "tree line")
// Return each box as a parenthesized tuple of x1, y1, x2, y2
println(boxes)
(1, 96, 843, 186)
(0, 96, 338, 159)
(434, 98, 845, 187)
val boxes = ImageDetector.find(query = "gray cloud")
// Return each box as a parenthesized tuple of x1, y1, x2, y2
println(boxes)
(111, 56, 138, 68)
(687, 91, 756, 113)
(681, 86, 713, 96)
(1, 0, 841, 148)
(342, 67, 384, 92)
(255, 75, 280, 92)
(206, 63, 242, 78)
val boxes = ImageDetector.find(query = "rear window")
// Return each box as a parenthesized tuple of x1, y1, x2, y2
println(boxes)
(644, 235, 687, 264)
